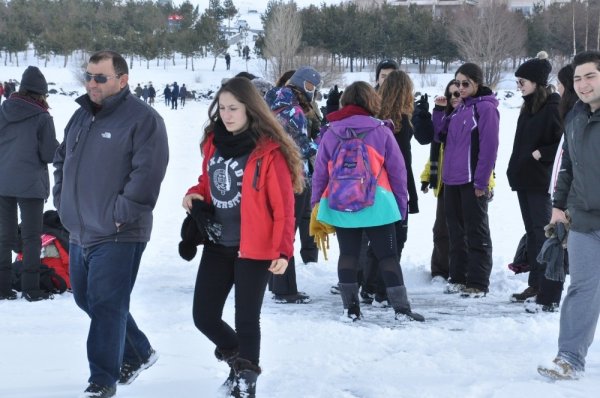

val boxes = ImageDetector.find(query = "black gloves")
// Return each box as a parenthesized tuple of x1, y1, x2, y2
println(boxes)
(189, 200, 222, 244)
(178, 200, 222, 261)
(326, 85, 342, 115)
(415, 94, 429, 113)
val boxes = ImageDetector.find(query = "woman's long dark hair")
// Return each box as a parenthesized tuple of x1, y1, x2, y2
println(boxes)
(202, 77, 304, 193)
(443, 80, 457, 115)
(521, 84, 553, 115)
(557, 64, 577, 121)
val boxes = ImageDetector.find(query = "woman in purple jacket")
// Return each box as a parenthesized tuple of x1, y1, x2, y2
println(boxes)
(433, 63, 499, 298)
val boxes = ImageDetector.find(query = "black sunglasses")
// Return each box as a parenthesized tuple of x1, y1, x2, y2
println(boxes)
(448, 91, 461, 98)
(454, 80, 471, 88)
(84, 72, 121, 84)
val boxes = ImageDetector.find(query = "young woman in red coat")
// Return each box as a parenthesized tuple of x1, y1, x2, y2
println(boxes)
(182, 77, 304, 397)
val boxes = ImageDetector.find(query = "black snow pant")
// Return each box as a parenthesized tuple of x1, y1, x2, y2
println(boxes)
(444, 183, 493, 291)
(193, 244, 270, 364)
(270, 188, 313, 295)
(431, 188, 450, 279)
(517, 190, 564, 305)
(362, 217, 408, 298)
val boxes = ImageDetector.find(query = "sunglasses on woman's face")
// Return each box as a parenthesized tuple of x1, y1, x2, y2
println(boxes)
(454, 80, 471, 88)
(449, 91, 461, 98)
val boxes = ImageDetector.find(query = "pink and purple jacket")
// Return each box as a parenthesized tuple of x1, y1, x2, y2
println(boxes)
(311, 105, 408, 228)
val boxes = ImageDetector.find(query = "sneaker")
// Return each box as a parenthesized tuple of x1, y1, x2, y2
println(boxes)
(538, 357, 581, 380)
(444, 283, 466, 294)
(395, 310, 425, 322)
(118, 348, 159, 385)
(371, 294, 389, 308)
(330, 285, 340, 295)
(0, 290, 18, 300)
(510, 286, 538, 303)
(460, 287, 487, 298)
(273, 292, 312, 304)
(359, 289, 374, 304)
(525, 298, 559, 314)
(81, 383, 116, 398)
(22, 290, 54, 302)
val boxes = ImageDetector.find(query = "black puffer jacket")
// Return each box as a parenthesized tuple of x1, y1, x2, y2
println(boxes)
(0, 95, 57, 198)
(507, 92, 562, 191)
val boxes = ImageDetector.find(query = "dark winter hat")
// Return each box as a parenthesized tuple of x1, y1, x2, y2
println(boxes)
(20, 66, 48, 95)
(515, 51, 552, 86)
(376, 59, 399, 81)
(289, 67, 321, 91)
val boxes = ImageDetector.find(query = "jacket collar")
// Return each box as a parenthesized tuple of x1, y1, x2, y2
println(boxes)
(326, 104, 372, 122)
(76, 85, 131, 117)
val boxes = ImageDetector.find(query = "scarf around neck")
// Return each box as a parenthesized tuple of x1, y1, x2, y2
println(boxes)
(212, 120, 257, 159)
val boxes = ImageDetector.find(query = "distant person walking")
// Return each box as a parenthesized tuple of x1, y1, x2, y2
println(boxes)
(164, 84, 171, 107)
(148, 83, 156, 107)
(179, 84, 187, 108)
(171, 82, 179, 110)
(225, 53, 231, 70)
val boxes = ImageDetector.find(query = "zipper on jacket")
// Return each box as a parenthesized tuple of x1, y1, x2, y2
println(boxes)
(74, 116, 95, 239)
(252, 158, 262, 191)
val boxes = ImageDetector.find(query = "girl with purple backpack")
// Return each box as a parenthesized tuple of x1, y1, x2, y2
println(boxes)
(311, 81, 425, 322)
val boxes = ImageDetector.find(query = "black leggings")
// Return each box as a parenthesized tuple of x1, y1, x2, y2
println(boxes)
(193, 244, 271, 364)
(336, 224, 404, 288)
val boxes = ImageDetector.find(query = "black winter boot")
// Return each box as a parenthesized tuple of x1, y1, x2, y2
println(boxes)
(338, 282, 361, 321)
(387, 286, 425, 322)
(21, 271, 52, 301)
(215, 347, 239, 393)
(0, 268, 16, 299)
(230, 358, 261, 398)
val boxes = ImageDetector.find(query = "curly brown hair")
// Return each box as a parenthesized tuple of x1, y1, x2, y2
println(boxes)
(201, 77, 305, 193)
(378, 70, 414, 133)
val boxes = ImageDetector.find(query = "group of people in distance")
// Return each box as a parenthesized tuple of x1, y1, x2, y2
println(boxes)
(2, 47, 600, 398)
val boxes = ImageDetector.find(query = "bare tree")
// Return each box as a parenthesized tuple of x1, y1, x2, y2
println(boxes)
(449, 1, 526, 89)
(264, 1, 302, 81)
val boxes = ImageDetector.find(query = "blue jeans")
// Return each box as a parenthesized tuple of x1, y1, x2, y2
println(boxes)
(558, 229, 600, 371)
(70, 242, 151, 386)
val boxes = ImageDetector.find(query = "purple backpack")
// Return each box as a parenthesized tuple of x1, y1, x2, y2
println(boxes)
(327, 128, 379, 212)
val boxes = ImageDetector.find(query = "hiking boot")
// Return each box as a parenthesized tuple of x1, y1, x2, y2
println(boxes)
(330, 285, 340, 295)
(510, 286, 538, 303)
(80, 383, 116, 398)
(273, 292, 311, 304)
(460, 287, 487, 298)
(538, 357, 581, 380)
(118, 348, 159, 385)
(22, 290, 54, 302)
(0, 290, 18, 300)
(524, 298, 559, 314)
(444, 283, 466, 294)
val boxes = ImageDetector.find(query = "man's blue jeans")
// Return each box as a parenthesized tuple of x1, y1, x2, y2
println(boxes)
(70, 242, 152, 386)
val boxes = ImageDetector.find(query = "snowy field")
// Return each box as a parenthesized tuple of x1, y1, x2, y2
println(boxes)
(1, 38, 599, 398)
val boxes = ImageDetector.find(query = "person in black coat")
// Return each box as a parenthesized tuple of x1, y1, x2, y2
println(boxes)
(507, 51, 564, 311)
(0, 66, 58, 301)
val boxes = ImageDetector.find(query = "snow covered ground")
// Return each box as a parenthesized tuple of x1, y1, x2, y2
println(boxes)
(1, 49, 599, 398)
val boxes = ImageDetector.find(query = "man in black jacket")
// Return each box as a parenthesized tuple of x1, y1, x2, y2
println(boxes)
(53, 50, 169, 398)
(538, 50, 600, 380)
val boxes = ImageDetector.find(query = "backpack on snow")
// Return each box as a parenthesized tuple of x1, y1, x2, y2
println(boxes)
(327, 127, 380, 212)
